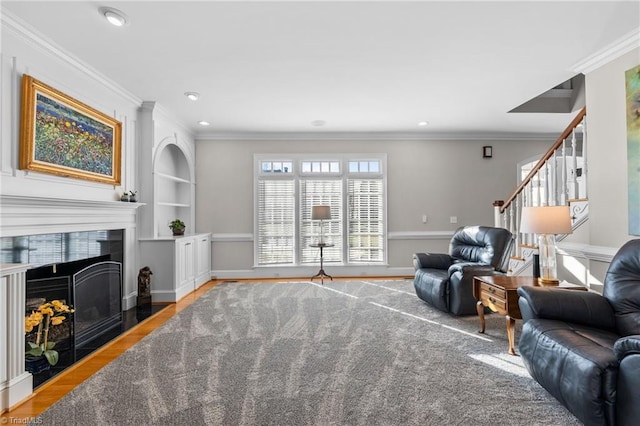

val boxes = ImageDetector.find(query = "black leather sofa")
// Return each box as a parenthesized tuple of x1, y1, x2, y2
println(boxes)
(412, 225, 513, 315)
(518, 239, 640, 426)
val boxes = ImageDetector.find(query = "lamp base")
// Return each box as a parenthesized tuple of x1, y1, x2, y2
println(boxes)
(538, 277, 559, 286)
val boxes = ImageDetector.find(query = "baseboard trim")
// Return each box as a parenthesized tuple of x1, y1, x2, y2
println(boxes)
(211, 266, 415, 280)
(557, 242, 618, 262)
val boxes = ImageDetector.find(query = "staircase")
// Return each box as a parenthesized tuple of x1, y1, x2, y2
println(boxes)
(494, 107, 588, 275)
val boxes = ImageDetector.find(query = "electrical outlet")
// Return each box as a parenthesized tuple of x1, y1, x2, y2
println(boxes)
(422, 214, 428, 223)
(450, 216, 458, 224)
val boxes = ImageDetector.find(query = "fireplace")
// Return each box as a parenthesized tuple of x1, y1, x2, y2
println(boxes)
(73, 261, 122, 348)
(26, 275, 73, 351)
(12, 230, 125, 355)
(0, 195, 141, 400)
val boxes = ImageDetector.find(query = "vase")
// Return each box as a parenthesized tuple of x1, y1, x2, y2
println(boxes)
(25, 356, 51, 374)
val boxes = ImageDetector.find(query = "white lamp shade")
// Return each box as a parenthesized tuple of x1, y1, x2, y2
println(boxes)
(312, 205, 331, 220)
(520, 206, 572, 234)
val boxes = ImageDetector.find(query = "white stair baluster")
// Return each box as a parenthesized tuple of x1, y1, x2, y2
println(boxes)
(514, 193, 520, 257)
(572, 128, 578, 200)
(552, 149, 558, 205)
(582, 117, 587, 199)
(535, 171, 541, 207)
(544, 163, 550, 206)
(561, 138, 568, 205)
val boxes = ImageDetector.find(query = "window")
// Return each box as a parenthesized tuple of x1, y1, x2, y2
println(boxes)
(300, 179, 343, 263)
(256, 179, 295, 264)
(260, 160, 292, 174)
(301, 161, 340, 174)
(256, 155, 386, 267)
(348, 179, 383, 263)
(348, 160, 380, 173)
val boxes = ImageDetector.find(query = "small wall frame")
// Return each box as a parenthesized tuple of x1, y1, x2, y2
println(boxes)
(482, 146, 493, 158)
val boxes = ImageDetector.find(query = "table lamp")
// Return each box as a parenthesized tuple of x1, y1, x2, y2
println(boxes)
(519, 205, 572, 286)
(312, 205, 331, 245)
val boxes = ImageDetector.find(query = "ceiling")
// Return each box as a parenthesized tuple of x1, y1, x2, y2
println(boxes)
(2, 1, 639, 139)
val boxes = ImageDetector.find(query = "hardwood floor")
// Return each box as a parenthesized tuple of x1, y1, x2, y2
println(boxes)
(1, 276, 412, 421)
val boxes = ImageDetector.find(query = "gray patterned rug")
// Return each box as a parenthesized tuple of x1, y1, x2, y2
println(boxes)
(33, 279, 579, 425)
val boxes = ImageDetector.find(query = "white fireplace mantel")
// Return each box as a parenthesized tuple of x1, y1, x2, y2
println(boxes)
(0, 194, 145, 311)
(0, 195, 144, 237)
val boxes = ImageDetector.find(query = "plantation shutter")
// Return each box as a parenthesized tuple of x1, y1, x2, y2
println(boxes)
(300, 179, 343, 263)
(257, 179, 295, 265)
(348, 179, 384, 263)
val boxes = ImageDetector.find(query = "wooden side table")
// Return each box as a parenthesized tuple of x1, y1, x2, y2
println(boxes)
(310, 243, 334, 284)
(473, 275, 586, 355)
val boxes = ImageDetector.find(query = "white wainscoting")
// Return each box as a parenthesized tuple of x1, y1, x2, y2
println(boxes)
(209, 231, 620, 280)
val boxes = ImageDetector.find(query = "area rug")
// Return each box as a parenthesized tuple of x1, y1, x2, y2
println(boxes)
(32, 279, 579, 425)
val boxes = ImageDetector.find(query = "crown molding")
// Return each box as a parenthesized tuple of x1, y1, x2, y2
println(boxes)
(572, 27, 640, 74)
(195, 130, 559, 142)
(142, 101, 196, 140)
(2, 10, 142, 107)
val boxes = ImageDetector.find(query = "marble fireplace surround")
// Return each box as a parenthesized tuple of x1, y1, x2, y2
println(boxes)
(0, 195, 142, 412)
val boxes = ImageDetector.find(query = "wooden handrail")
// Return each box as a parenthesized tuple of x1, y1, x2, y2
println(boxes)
(499, 106, 586, 214)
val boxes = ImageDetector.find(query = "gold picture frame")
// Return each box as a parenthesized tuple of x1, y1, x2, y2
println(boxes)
(19, 74, 122, 185)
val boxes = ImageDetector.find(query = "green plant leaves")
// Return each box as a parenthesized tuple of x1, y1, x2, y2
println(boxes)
(43, 349, 59, 366)
(26, 342, 43, 357)
(26, 341, 59, 365)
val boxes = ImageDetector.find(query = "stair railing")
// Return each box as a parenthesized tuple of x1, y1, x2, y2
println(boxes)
(494, 107, 587, 263)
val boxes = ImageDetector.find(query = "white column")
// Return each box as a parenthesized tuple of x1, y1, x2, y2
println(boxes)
(1, 264, 33, 412)
(493, 204, 502, 228)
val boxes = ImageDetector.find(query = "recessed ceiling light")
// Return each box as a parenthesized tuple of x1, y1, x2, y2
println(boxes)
(418, 121, 429, 127)
(198, 121, 210, 126)
(99, 7, 128, 27)
(184, 92, 200, 101)
(311, 120, 327, 127)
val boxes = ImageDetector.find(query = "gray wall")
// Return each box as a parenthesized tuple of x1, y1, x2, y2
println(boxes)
(195, 137, 550, 278)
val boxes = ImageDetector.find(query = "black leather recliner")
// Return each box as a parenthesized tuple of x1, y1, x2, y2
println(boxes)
(517, 239, 640, 426)
(412, 225, 514, 316)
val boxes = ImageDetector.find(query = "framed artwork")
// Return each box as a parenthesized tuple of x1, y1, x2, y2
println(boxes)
(19, 75, 122, 185)
(482, 146, 492, 158)
(626, 65, 640, 235)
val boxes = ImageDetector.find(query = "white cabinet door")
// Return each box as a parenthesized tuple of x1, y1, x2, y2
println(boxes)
(177, 238, 195, 290)
(195, 234, 211, 287)
(140, 233, 209, 302)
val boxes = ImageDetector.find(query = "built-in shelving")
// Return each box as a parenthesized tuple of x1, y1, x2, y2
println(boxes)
(156, 172, 190, 184)
(154, 143, 193, 237)
(135, 102, 210, 303)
